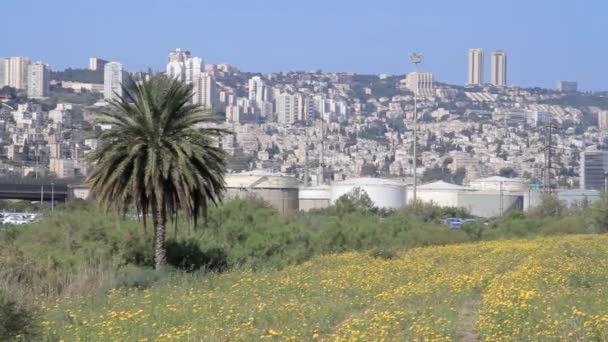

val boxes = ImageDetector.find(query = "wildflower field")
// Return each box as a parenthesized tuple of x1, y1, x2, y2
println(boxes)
(43, 234, 608, 341)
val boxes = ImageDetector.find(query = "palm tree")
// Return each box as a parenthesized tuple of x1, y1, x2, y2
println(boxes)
(87, 75, 227, 269)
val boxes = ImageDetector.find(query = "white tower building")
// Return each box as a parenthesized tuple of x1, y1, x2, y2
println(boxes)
(248, 76, 270, 103)
(467, 48, 483, 86)
(405, 72, 434, 96)
(491, 50, 507, 87)
(104, 62, 124, 101)
(276, 93, 309, 125)
(166, 48, 203, 84)
(0, 59, 7, 87)
(6, 57, 31, 90)
(27, 61, 50, 98)
(192, 72, 217, 109)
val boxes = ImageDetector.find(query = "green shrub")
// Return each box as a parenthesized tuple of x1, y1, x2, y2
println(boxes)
(462, 222, 485, 241)
(369, 248, 398, 260)
(0, 289, 39, 341)
(115, 265, 167, 289)
(121, 230, 153, 267)
(591, 194, 608, 233)
(166, 239, 228, 272)
(399, 201, 471, 223)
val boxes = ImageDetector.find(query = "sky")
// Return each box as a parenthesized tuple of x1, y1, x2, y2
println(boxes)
(2, 0, 607, 90)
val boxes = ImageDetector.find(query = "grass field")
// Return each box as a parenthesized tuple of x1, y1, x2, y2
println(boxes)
(41, 234, 608, 341)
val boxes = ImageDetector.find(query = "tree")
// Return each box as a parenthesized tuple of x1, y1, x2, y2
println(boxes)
(499, 167, 517, 178)
(335, 187, 375, 215)
(86, 75, 228, 269)
(452, 167, 467, 185)
(592, 194, 608, 233)
(360, 163, 378, 176)
(528, 194, 567, 218)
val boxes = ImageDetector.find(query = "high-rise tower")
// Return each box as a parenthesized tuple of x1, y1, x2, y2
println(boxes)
(491, 50, 507, 87)
(467, 48, 483, 86)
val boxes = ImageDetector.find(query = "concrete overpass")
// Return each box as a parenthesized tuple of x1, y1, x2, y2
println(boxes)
(0, 178, 83, 202)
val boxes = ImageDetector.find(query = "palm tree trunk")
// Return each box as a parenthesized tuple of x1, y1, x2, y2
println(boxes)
(152, 199, 167, 269)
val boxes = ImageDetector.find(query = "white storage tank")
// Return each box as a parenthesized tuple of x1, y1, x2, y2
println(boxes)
(411, 180, 475, 207)
(299, 185, 331, 211)
(225, 171, 299, 213)
(557, 189, 601, 207)
(469, 176, 528, 193)
(330, 177, 406, 209)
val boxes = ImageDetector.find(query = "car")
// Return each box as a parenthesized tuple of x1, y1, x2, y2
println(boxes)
(445, 217, 464, 229)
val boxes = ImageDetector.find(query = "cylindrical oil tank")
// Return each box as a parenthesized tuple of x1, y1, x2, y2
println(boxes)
(330, 177, 406, 209)
(298, 185, 331, 211)
(225, 172, 299, 213)
(469, 176, 528, 192)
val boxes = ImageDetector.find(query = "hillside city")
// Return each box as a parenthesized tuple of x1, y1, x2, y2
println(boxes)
(1, 49, 608, 195)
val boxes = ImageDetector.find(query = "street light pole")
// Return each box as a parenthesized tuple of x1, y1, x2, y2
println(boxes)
(409, 52, 424, 204)
(51, 182, 55, 212)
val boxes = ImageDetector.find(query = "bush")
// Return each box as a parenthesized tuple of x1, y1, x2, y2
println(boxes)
(166, 239, 228, 272)
(0, 289, 39, 341)
(369, 248, 398, 260)
(592, 194, 608, 233)
(399, 201, 471, 223)
(121, 230, 153, 267)
(462, 222, 485, 241)
(528, 194, 568, 218)
(115, 265, 167, 289)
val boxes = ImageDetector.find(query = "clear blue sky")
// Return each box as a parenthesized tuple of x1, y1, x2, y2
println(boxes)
(3, 0, 606, 90)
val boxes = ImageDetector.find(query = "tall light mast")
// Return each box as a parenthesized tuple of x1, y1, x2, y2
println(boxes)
(409, 52, 423, 203)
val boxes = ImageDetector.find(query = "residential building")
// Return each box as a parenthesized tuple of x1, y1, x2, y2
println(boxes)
(276, 93, 309, 124)
(599, 111, 608, 131)
(0, 58, 6, 87)
(166, 48, 203, 84)
(192, 72, 217, 108)
(27, 62, 50, 98)
(580, 146, 608, 191)
(557, 81, 578, 93)
(6, 57, 30, 90)
(103, 62, 123, 100)
(50, 158, 87, 178)
(467, 48, 483, 86)
(491, 50, 507, 87)
(88, 57, 108, 71)
(526, 110, 551, 127)
(405, 72, 434, 96)
(226, 104, 260, 124)
(59, 81, 104, 93)
(248, 76, 270, 103)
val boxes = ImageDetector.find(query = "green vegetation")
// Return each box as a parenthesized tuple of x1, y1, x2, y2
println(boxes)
(541, 93, 608, 110)
(0, 289, 38, 341)
(51, 68, 103, 84)
(40, 235, 608, 340)
(87, 75, 228, 269)
(48, 88, 102, 106)
(0, 192, 606, 340)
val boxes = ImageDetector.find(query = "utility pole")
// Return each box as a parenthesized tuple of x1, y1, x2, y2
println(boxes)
(543, 123, 558, 193)
(51, 182, 55, 212)
(35, 147, 38, 179)
(409, 52, 423, 203)
(499, 181, 504, 216)
(304, 126, 309, 187)
(318, 118, 324, 185)
(40, 184, 43, 211)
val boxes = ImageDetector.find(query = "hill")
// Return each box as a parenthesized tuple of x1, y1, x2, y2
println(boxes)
(51, 68, 104, 84)
(42, 235, 608, 341)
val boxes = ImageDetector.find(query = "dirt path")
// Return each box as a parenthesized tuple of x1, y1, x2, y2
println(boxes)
(455, 297, 482, 342)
